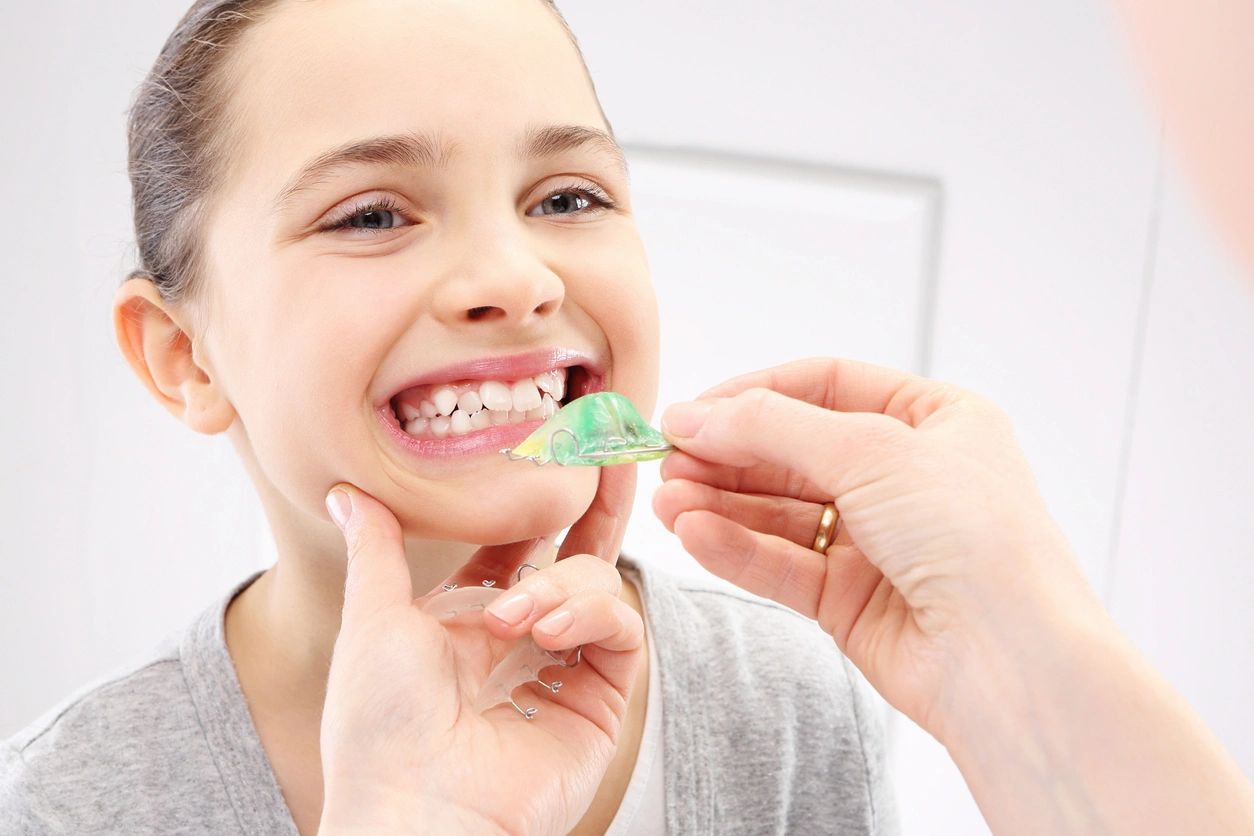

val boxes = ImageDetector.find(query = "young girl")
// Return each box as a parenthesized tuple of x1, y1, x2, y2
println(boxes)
(1, 0, 894, 832)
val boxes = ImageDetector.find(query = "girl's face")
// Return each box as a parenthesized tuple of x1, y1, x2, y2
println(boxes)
(195, 0, 658, 543)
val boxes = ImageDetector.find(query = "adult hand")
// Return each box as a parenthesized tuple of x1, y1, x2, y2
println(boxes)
(653, 357, 1254, 834)
(319, 466, 643, 836)
(653, 357, 1093, 734)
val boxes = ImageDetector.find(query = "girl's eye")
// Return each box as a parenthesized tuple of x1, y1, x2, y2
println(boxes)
(320, 197, 413, 234)
(347, 208, 405, 230)
(317, 186, 614, 232)
(529, 186, 616, 218)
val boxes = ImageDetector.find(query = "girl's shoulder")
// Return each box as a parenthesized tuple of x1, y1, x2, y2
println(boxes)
(1, 575, 293, 835)
(1, 646, 232, 833)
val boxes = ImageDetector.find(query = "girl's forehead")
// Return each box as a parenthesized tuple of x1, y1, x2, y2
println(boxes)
(227, 0, 600, 157)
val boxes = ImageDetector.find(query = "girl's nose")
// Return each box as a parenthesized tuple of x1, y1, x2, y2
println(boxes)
(429, 240, 566, 328)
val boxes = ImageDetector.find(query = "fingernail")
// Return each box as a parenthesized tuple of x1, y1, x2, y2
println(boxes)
(325, 489, 352, 530)
(662, 400, 714, 439)
(535, 609, 574, 637)
(487, 592, 535, 626)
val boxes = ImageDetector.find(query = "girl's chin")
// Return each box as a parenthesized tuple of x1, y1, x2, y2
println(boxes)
(391, 468, 600, 544)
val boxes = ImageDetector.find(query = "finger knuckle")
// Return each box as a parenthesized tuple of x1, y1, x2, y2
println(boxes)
(790, 501, 818, 539)
(858, 413, 913, 453)
(726, 387, 777, 432)
(345, 532, 373, 566)
(519, 572, 565, 603)
(619, 614, 644, 648)
(596, 568, 624, 599)
(738, 386, 775, 412)
(608, 600, 643, 644)
(565, 552, 622, 591)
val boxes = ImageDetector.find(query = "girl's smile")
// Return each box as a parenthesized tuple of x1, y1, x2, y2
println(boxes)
(376, 346, 606, 458)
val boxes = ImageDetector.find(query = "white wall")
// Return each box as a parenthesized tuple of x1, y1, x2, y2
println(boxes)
(2, 2, 1250, 834)
(1, 1, 276, 732)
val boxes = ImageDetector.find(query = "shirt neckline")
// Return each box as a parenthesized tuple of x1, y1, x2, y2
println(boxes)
(180, 570, 299, 835)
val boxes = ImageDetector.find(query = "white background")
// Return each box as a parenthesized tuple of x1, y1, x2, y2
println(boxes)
(3, 2, 1252, 833)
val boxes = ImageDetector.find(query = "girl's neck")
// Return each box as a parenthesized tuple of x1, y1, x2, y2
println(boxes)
(227, 527, 536, 708)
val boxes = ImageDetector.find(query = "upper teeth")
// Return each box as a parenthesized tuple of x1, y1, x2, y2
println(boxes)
(511, 379, 542, 412)
(433, 387, 459, 417)
(535, 370, 563, 398)
(394, 371, 567, 438)
(479, 380, 513, 411)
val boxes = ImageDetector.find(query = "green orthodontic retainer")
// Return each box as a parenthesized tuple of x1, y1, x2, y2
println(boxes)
(501, 391, 673, 467)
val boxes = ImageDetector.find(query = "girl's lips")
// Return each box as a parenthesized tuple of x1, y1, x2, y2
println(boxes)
(376, 364, 605, 459)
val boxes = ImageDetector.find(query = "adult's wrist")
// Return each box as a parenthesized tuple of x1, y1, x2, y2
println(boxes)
(923, 556, 1254, 834)
(928, 543, 1114, 753)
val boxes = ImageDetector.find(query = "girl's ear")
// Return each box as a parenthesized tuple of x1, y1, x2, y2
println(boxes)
(112, 277, 237, 435)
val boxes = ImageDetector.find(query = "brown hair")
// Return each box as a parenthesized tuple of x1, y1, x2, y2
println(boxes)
(126, 0, 595, 307)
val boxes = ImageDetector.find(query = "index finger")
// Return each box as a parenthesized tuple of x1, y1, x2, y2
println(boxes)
(660, 387, 910, 499)
(697, 357, 923, 416)
(557, 463, 637, 565)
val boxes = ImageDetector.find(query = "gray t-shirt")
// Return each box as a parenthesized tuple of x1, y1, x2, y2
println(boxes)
(2, 555, 897, 834)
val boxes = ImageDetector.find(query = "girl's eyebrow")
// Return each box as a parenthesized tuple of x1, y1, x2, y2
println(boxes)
(521, 124, 627, 176)
(274, 124, 627, 211)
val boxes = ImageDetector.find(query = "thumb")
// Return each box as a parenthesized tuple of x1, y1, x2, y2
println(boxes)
(660, 388, 908, 493)
(326, 484, 414, 622)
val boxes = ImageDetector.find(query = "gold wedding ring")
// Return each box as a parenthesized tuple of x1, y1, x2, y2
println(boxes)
(811, 502, 841, 553)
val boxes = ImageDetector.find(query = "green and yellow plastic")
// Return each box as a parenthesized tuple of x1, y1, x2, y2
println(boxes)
(501, 391, 673, 466)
